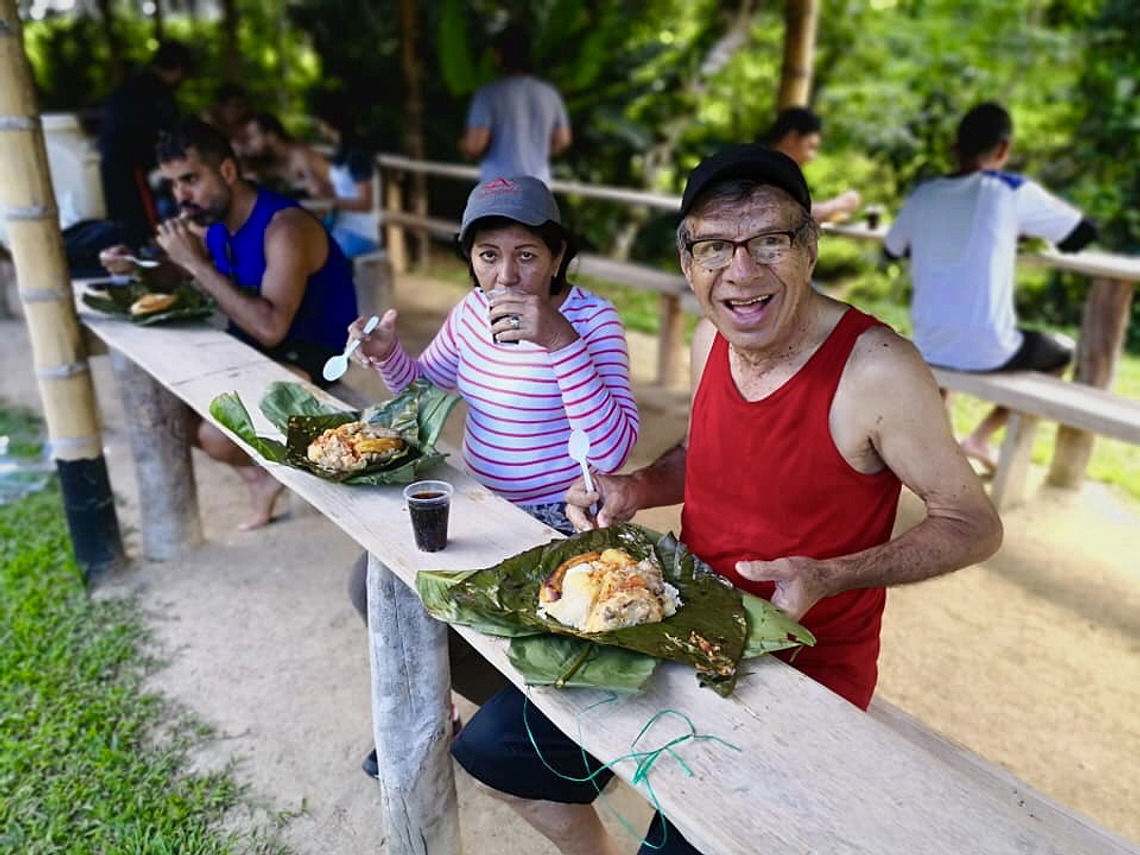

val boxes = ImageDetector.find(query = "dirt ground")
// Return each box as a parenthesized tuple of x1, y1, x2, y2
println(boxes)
(1, 272, 1137, 852)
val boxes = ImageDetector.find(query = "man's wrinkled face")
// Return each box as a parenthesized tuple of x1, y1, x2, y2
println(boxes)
(159, 148, 233, 226)
(680, 186, 817, 357)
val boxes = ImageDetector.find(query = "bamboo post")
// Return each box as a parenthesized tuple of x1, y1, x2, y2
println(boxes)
(384, 168, 410, 274)
(1047, 276, 1134, 489)
(0, 2, 125, 579)
(777, 0, 819, 109)
(657, 293, 685, 387)
(366, 554, 461, 855)
(109, 350, 202, 560)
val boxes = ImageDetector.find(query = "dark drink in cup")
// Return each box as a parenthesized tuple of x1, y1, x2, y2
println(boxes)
(404, 480, 453, 552)
(865, 205, 883, 230)
(487, 288, 520, 345)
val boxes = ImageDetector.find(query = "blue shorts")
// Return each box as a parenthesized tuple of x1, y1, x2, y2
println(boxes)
(451, 685, 704, 855)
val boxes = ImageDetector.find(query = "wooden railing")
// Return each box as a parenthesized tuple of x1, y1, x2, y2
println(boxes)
(376, 154, 1139, 489)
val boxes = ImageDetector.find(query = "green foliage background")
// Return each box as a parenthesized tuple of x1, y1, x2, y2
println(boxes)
(19, 0, 1139, 346)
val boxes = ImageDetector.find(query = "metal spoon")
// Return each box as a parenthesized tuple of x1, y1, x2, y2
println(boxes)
(322, 315, 380, 382)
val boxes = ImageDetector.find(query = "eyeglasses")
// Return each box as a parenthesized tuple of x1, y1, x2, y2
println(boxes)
(685, 222, 808, 270)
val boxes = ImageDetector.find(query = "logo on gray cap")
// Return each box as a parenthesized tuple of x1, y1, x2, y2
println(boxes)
(459, 176, 562, 243)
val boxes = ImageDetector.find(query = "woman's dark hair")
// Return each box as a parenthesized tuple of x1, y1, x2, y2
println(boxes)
(762, 107, 822, 144)
(457, 216, 579, 295)
(954, 102, 1013, 163)
(249, 112, 292, 142)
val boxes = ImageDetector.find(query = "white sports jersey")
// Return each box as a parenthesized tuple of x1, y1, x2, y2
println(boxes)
(884, 171, 1081, 370)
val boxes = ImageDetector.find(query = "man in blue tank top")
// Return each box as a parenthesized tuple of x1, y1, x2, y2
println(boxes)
(100, 118, 358, 530)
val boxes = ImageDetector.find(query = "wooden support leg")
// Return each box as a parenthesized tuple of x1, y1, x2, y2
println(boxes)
(657, 293, 684, 387)
(990, 411, 1039, 511)
(384, 176, 409, 275)
(1047, 277, 1133, 489)
(354, 251, 395, 320)
(366, 554, 460, 855)
(110, 350, 203, 560)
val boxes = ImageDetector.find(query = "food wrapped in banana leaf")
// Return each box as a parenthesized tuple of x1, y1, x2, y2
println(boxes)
(209, 379, 458, 485)
(417, 523, 814, 696)
(81, 279, 213, 325)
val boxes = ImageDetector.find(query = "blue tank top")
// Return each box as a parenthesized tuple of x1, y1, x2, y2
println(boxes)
(206, 189, 358, 354)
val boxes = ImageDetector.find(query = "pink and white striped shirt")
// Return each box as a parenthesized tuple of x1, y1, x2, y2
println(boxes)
(374, 286, 639, 504)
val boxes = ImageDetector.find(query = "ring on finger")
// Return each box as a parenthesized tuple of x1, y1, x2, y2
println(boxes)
(510, 315, 520, 329)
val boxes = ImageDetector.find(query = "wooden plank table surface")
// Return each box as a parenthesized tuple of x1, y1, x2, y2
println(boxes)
(75, 282, 1138, 855)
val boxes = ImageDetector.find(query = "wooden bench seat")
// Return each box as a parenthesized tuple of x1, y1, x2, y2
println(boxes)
(931, 367, 1140, 509)
(74, 282, 1139, 855)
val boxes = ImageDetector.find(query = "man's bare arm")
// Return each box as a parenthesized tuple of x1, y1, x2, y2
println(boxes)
(810, 189, 861, 223)
(739, 328, 1002, 618)
(459, 127, 491, 160)
(176, 209, 319, 348)
(566, 318, 716, 529)
(550, 125, 572, 157)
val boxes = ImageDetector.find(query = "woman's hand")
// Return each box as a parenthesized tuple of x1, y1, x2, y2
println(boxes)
(349, 309, 399, 366)
(488, 289, 579, 351)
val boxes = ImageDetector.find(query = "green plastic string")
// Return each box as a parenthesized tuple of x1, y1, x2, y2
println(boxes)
(522, 689, 742, 850)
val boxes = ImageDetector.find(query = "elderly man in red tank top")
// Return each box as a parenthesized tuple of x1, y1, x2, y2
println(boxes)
(593, 145, 1004, 854)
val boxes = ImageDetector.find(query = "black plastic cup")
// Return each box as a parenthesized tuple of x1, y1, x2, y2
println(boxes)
(404, 480, 453, 552)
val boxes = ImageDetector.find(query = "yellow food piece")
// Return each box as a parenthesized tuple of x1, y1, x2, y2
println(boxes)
(129, 292, 178, 316)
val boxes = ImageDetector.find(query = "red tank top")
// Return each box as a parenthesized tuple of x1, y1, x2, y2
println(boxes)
(681, 307, 901, 709)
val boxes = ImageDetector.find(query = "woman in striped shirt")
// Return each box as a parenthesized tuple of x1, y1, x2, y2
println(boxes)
(349, 175, 639, 527)
(344, 176, 639, 779)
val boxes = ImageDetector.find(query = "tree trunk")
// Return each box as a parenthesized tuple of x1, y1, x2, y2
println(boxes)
(612, 0, 757, 258)
(94, 0, 125, 83)
(777, 0, 819, 109)
(220, 0, 242, 82)
(0, 1, 125, 580)
(152, 0, 165, 42)
(398, 0, 431, 267)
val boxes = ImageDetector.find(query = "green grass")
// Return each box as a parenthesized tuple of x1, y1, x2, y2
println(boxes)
(0, 409, 292, 855)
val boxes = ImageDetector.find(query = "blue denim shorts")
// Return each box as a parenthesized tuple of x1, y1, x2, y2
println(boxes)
(450, 685, 703, 855)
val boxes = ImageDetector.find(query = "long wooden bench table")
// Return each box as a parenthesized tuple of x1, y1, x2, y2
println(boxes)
(931, 367, 1140, 509)
(75, 282, 1138, 855)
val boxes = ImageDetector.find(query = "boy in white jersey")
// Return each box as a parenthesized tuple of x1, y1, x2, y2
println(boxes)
(884, 102, 1097, 469)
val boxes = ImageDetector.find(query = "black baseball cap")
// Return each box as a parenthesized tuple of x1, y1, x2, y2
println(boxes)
(680, 144, 812, 216)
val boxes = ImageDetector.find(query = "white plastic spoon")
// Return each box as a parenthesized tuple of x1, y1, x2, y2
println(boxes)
(567, 429, 600, 517)
(322, 315, 380, 382)
(125, 255, 161, 268)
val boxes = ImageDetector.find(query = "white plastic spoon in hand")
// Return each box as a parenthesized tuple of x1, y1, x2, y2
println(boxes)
(126, 255, 160, 268)
(567, 429, 601, 518)
(322, 315, 380, 382)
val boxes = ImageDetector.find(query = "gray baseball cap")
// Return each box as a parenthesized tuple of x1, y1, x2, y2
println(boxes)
(458, 176, 562, 243)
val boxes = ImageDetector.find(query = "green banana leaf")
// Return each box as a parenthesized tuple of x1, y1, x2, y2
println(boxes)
(506, 635, 659, 693)
(208, 380, 459, 485)
(81, 280, 214, 325)
(416, 524, 813, 696)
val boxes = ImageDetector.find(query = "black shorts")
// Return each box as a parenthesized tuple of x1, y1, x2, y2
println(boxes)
(450, 685, 704, 855)
(261, 341, 340, 389)
(993, 329, 1074, 373)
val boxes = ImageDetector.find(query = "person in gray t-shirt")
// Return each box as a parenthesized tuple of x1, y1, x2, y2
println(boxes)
(459, 25, 571, 186)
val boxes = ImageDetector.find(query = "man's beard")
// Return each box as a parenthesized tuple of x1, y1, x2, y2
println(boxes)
(180, 198, 227, 226)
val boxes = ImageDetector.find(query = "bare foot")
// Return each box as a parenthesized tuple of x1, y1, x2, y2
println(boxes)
(236, 467, 285, 531)
(960, 436, 998, 473)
